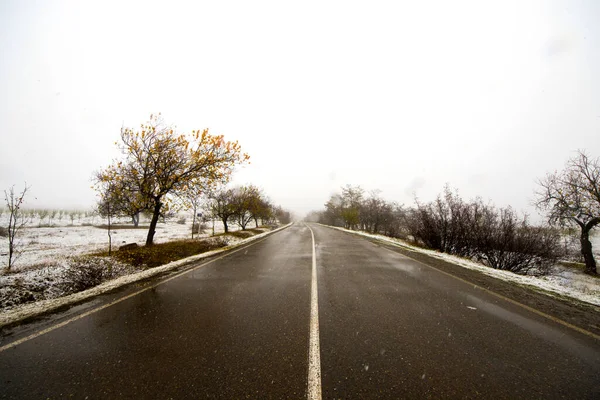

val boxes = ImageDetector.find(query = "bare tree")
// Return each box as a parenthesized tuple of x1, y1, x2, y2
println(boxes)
(38, 209, 49, 227)
(206, 188, 237, 233)
(340, 185, 364, 229)
(96, 181, 120, 255)
(94, 171, 146, 228)
(69, 211, 76, 225)
(251, 196, 273, 227)
(230, 185, 265, 230)
(4, 184, 30, 270)
(323, 193, 344, 227)
(536, 150, 600, 274)
(273, 205, 292, 224)
(181, 183, 208, 239)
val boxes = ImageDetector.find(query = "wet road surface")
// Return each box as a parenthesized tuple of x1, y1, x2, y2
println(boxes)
(1, 223, 599, 398)
(311, 224, 600, 399)
(1, 224, 313, 399)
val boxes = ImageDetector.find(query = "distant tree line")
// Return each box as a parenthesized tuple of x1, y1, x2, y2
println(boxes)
(310, 185, 561, 275)
(204, 185, 291, 233)
(310, 151, 599, 275)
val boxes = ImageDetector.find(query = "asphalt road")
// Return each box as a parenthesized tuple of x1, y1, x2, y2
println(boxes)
(1, 223, 599, 399)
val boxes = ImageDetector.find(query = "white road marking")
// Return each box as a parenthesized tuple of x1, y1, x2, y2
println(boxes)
(305, 223, 322, 400)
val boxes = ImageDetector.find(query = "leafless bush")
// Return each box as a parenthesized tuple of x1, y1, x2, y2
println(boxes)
(0, 258, 140, 310)
(407, 187, 561, 275)
(472, 208, 561, 275)
(177, 217, 187, 225)
(0, 262, 64, 309)
(60, 256, 139, 293)
(4, 184, 30, 270)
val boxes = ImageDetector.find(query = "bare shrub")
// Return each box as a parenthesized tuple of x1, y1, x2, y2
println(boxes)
(0, 262, 64, 309)
(177, 217, 186, 225)
(60, 256, 139, 293)
(472, 208, 561, 275)
(4, 184, 30, 270)
(0, 258, 141, 310)
(407, 187, 561, 275)
(61, 261, 105, 292)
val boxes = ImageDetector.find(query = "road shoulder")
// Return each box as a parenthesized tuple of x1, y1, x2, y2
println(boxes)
(0, 223, 293, 331)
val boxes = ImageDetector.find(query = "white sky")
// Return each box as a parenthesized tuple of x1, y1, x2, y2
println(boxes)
(1, 0, 599, 219)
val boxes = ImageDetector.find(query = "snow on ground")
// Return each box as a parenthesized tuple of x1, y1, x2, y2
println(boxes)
(328, 226, 600, 307)
(591, 230, 600, 257)
(0, 213, 243, 271)
(0, 222, 289, 327)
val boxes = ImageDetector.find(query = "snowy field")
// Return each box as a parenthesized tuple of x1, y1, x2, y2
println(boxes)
(0, 212, 240, 271)
(0, 209, 271, 319)
(0, 219, 284, 327)
(328, 226, 600, 307)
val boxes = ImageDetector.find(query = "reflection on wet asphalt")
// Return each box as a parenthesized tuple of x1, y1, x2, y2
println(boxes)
(1, 224, 312, 399)
(1, 223, 599, 399)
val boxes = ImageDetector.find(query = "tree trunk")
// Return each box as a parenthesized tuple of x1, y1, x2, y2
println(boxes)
(191, 206, 197, 240)
(146, 199, 162, 246)
(107, 211, 112, 256)
(132, 213, 139, 227)
(8, 209, 16, 270)
(222, 217, 229, 233)
(580, 228, 597, 275)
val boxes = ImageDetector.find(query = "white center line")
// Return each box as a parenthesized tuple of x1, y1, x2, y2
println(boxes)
(305, 223, 322, 400)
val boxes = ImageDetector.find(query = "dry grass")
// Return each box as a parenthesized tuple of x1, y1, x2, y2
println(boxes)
(98, 238, 229, 269)
(558, 260, 600, 279)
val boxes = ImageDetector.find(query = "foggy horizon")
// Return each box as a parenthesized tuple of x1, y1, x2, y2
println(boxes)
(1, 1, 599, 222)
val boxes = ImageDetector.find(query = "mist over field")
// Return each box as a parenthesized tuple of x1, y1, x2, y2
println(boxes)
(0, 1, 599, 219)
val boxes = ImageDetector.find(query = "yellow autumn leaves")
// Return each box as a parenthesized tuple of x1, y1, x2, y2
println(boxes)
(94, 114, 249, 245)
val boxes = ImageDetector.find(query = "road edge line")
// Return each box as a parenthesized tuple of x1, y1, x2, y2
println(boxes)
(0, 223, 293, 330)
(0, 226, 290, 352)
(305, 223, 322, 400)
(323, 224, 600, 342)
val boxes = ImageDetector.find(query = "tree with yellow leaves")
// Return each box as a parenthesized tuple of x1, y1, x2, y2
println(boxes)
(95, 114, 249, 246)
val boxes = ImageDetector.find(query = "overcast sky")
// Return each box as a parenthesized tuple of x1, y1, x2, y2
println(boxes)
(1, 0, 599, 219)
